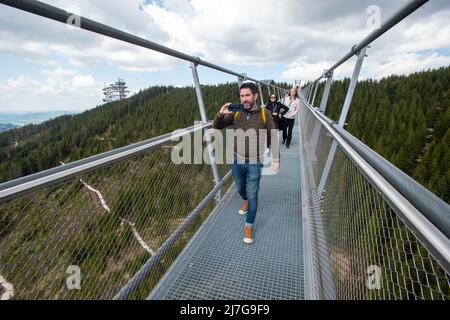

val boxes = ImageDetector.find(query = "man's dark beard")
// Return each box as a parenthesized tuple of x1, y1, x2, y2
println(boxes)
(243, 102, 255, 110)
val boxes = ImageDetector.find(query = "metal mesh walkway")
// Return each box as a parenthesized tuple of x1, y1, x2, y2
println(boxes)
(148, 122, 304, 300)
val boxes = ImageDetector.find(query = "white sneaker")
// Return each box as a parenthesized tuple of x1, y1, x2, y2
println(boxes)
(239, 201, 248, 215)
(243, 237, 254, 244)
(243, 226, 254, 244)
(265, 148, 270, 154)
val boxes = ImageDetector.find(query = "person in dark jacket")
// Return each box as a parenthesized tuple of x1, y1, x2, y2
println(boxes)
(264, 93, 289, 153)
(265, 93, 289, 130)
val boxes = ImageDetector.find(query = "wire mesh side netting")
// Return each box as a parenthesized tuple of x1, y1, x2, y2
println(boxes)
(0, 130, 232, 300)
(299, 102, 450, 300)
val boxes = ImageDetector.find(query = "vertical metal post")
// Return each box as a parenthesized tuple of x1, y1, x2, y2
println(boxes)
(338, 46, 367, 128)
(258, 83, 265, 106)
(267, 85, 271, 99)
(311, 81, 319, 107)
(306, 85, 310, 103)
(308, 83, 313, 104)
(237, 76, 244, 100)
(306, 85, 312, 104)
(319, 71, 334, 113)
(238, 76, 244, 89)
(191, 62, 221, 202)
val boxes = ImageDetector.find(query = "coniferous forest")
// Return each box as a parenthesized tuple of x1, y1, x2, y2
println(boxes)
(0, 67, 449, 206)
(314, 66, 450, 204)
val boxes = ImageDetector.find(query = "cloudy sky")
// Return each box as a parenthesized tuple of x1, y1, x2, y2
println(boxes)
(0, 0, 449, 113)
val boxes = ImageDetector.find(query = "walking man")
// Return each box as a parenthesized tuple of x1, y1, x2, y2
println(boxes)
(213, 82, 280, 244)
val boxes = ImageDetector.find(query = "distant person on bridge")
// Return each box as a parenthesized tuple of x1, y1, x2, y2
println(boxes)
(264, 93, 289, 153)
(281, 87, 300, 148)
(213, 82, 280, 244)
(266, 93, 289, 130)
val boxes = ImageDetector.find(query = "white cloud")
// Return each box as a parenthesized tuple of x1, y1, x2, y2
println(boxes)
(1, 76, 43, 94)
(0, 68, 103, 112)
(1, 0, 449, 78)
(282, 57, 357, 81)
(43, 67, 77, 77)
(279, 3, 450, 82)
(282, 51, 450, 82)
(72, 75, 96, 87)
(142, 0, 309, 66)
(138, 0, 450, 81)
(393, 11, 450, 54)
(0, 0, 449, 113)
(0, 0, 176, 72)
(366, 52, 450, 79)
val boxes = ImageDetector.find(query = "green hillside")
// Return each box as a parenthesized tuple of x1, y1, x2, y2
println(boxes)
(0, 83, 261, 182)
(313, 65, 450, 204)
(0, 68, 448, 202)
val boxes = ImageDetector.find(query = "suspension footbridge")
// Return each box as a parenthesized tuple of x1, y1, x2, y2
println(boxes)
(0, 0, 449, 300)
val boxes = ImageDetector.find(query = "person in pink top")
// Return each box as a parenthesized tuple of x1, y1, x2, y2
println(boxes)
(281, 87, 300, 148)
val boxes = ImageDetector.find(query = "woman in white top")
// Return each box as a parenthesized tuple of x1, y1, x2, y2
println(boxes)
(281, 87, 300, 148)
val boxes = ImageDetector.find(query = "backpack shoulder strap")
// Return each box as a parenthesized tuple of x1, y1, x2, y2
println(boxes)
(261, 107, 267, 127)
(234, 109, 267, 127)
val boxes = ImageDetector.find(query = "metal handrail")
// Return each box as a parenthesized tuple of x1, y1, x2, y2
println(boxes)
(308, 106, 450, 239)
(330, 119, 450, 239)
(0, 0, 286, 92)
(321, 105, 450, 260)
(300, 97, 450, 273)
(0, 122, 211, 203)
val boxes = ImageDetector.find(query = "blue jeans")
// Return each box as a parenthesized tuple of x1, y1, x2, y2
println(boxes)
(232, 160, 263, 226)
